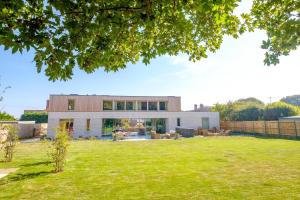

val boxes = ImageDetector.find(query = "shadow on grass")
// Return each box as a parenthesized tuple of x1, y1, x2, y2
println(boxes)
(8, 171, 52, 182)
(0, 171, 52, 186)
(20, 161, 52, 167)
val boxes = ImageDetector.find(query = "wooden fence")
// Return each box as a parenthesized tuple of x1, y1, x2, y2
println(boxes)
(221, 121, 300, 137)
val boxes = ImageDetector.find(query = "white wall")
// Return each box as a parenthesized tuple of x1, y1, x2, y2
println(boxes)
(47, 111, 219, 138)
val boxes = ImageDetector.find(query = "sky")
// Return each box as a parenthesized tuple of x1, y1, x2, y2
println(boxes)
(0, 1, 299, 118)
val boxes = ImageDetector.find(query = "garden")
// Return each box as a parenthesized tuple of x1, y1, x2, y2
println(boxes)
(0, 136, 300, 199)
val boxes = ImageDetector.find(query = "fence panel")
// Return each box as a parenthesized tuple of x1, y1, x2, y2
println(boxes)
(221, 120, 299, 137)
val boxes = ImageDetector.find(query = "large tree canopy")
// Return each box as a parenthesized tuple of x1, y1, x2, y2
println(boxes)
(0, 0, 299, 81)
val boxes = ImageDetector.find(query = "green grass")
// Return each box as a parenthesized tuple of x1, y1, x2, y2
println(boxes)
(0, 137, 300, 199)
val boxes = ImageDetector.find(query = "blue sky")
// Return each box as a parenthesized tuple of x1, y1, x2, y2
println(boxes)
(0, 1, 299, 118)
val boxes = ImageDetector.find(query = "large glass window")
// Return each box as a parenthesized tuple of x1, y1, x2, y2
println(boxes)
(156, 119, 166, 133)
(103, 101, 113, 110)
(159, 102, 167, 111)
(148, 102, 158, 111)
(68, 99, 75, 111)
(138, 102, 147, 110)
(141, 102, 147, 110)
(126, 101, 134, 110)
(101, 118, 166, 137)
(115, 101, 125, 110)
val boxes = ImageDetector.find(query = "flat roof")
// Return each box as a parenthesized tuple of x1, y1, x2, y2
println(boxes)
(279, 116, 300, 119)
(50, 94, 180, 98)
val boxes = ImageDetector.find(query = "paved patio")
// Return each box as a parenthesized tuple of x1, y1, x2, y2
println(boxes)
(0, 168, 18, 179)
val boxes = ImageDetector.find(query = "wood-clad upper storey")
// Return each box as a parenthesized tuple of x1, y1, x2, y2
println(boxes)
(47, 95, 181, 112)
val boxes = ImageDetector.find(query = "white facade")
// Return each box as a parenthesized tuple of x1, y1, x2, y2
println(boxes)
(47, 94, 219, 138)
(47, 111, 219, 138)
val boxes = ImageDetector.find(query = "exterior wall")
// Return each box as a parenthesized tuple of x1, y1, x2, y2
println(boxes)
(47, 112, 219, 138)
(0, 121, 47, 139)
(47, 95, 181, 112)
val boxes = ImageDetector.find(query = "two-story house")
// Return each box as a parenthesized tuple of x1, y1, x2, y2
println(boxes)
(46, 94, 219, 138)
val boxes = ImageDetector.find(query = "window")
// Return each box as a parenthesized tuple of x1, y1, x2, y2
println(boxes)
(177, 118, 181, 127)
(148, 102, 158, 111)
(103, 101, 113, 110)
(141, 102, 147, 110)
(126, 101, 134, 110)
(115, 101, 125, 110)
(159, 102, 167, 111)
(68, 99, 75, 111)
(86, 119, 90, 131)
(138, 102, 147, 110)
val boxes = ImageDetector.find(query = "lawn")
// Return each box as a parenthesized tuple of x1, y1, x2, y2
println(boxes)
(0, 137, 300, 199)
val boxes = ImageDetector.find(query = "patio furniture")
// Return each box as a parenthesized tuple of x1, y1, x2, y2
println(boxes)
(175, 128, 194, 138)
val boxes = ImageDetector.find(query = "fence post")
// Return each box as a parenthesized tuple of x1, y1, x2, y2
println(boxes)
(264, 121, 267, 135)
(294, 120, 298, 137)
(278, 121, 281, 136)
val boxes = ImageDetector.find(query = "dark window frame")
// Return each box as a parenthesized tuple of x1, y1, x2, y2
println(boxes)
(116, 101, 125, 110)
(86, 118, 91, 131)
(148, 101, 158, 111)
(177, 118, 181, 127)
(159, 101, 167, 111)
(141, 102, 147, 111)
(126, 101, 134, 110)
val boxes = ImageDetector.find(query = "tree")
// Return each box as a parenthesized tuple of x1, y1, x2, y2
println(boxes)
(49, 129, 69, 172)
(235, 97, 265, 108)
(0, 125, 19, 162)
(211, 97, 265, 121)
(263, 101, 300, 121)
(0, 112, 15, 121)
(249, 0, 299, 66)
(281, 95, 300, 107)
(231, 107, 263, 121)
(0, 1, 298, 81)
(20, 112, 48, 123)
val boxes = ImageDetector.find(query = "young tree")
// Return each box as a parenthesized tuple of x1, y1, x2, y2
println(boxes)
(0, 1, 298, 81)
(49, 129, 69, 172)
(0, 125, 19, 162)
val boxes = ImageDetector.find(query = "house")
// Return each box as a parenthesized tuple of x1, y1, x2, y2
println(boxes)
(46, 94, 220, 138)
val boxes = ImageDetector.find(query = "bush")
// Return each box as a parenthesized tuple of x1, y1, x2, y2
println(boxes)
(20, 112, 48, 123)
(49, 129, 69, 172)
(0, 125, 18, 162)
(263, 101, 300, 120)
(0, 112, 15, 121)
(231, 107, 263, 121)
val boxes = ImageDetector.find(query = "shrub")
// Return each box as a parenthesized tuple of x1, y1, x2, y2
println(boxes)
(0, 112, 15, 121)
(20, 112, 48, 123)
(263, 101, 300, 120)
(231, 107, 263, 121)
(0, 125, 18, 162)
(49, 129, 69, 172)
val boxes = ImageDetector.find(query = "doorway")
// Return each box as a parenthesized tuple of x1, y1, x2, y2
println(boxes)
(202, 117, 209, 129)
(59, 119, 74, 136)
